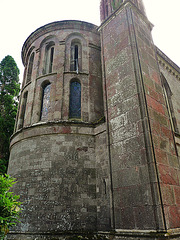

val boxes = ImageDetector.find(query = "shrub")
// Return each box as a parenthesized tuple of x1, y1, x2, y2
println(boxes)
(0, 174, 21, 240)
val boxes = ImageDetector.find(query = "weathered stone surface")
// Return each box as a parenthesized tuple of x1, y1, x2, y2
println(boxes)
(7, 0, 180, 240)
(99, 0, 180, 234)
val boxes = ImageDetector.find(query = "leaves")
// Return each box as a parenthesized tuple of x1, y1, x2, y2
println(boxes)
(0, 56, 20, 96)
(0, 160, 7, 176)
(0, 174, 21, 240)
(0, 56, 20, 173)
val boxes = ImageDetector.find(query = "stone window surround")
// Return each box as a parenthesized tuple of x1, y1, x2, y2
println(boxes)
(26, 52, 35, 84)
(17, 91, 28, 130)
(65, 33, 88, 74)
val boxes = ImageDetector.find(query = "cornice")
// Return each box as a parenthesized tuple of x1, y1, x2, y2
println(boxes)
(22, 20, 99, 66)
(157, 47, 180, 81)
(10, 117, 105, 148)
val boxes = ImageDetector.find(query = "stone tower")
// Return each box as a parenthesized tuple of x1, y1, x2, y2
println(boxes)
(8, 1, 180, 240)
(8, 21, 104, 237)
(99, 0, 180, 238)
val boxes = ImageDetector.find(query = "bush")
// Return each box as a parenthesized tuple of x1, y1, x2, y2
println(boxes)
(0, 160, 7, 176)
(0, 174, 21, 240)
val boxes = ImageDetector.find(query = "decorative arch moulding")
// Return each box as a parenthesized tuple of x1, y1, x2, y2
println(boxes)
(21, 20, 99, 65)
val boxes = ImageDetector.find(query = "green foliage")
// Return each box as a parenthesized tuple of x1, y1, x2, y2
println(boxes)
(0, 160, 7, 176)
(0, 174, 21, 240)
(0, 56, 20, 173)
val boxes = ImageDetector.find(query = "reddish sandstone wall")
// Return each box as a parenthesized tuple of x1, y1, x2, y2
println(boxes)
(99, 0, 180, 231)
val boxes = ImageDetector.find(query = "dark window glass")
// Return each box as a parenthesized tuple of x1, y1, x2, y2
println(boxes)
(70, 41, 82, 73)
(106, 5, 108, 16)
(40, 84, 51, 121)
(74, 45, 78, 71)
(49, 47, 54, 73)
(69, 81, 81, 119)
(105, 0, 108, 16)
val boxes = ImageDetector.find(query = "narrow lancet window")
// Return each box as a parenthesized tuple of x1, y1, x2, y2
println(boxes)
(26, 52, 34, 83)
(69, 80, 81, 119)
(44, 43, 54, 74)
(161, 74, 179, 134)
(105, 0, 108, 17)
(40, 83, 51, 121)
(74, 45, 79, 73)
(19, 91, 28, 129)
(106, 5, 108, 16)
(112, 0, 116, 10)
(112, 0, 123, 10)
(70, 41, 82, 73)
(49, 47, 54, 73)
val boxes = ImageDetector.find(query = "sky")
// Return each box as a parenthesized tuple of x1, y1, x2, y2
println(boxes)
(0, 0, 180, 82)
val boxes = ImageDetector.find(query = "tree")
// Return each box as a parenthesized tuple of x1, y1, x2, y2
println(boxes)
(0, 56, 20, 174)
(0, 174, 21, 240)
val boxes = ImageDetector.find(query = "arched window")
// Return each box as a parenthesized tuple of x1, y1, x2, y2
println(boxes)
(44, 42, 54, 74)
(112, 0, 116, 10)
(26, 52, 34, 83)
(104, 0, 109, 17)
(40, 83, 51, 121)
(112, 0, 123, 10)
(18, 91, 28, 129)
(161, 73, 179, 133)
(106, 0, 109, 16)
(69, 80, 81, 119)
(70, 40, 82, 73)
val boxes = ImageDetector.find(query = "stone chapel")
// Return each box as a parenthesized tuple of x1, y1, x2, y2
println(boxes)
(8, 0, 180, 239)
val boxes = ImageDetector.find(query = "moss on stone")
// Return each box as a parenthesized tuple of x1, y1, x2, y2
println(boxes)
(65, 234, 108, 240)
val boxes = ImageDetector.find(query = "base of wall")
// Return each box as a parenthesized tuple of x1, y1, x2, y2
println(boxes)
(7, 229, 180, 240)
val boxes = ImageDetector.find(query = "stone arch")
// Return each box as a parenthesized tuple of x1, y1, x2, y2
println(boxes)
(39, 35, 57, 48)
(161, 73, 179, 133)
(65, 33, 88, 73)
(25, 46, 35, 64)
(38, 35, 58, 76)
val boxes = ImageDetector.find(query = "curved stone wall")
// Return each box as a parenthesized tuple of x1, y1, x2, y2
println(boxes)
(8, 20, 106, 235)
(9, 122, 98, 232)
(15, 20, 103, 131)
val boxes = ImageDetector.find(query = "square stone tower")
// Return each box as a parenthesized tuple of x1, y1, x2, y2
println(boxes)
(99, 0, 180, 238)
